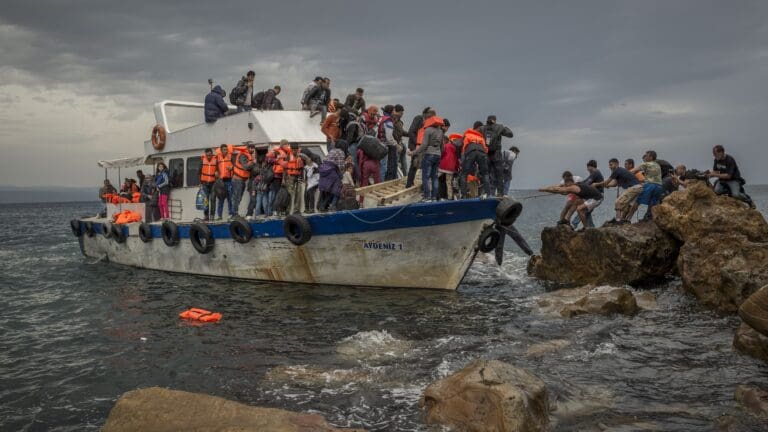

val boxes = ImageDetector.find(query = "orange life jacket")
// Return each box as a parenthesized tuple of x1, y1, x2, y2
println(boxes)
(416, 116, 445, 147)
(113, 210, 142, 224)
(462, 129, 488, 154)
(179, 308, 222, 323)
(200, 154, 218, 183)
(634, 171, 645, 182)
(131, 192, 141, 203)
(130, 183, 140, 194)
(233, 150, 254, 180)
(272, 148, 288, 175)
(285, 152, 304, 177)
(216, 145, 235, 180)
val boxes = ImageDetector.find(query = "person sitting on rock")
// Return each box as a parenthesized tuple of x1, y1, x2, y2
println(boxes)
(593, 158, 642, 225)
(661, 164, 688, 199)
(708, 145, 755, 209)
(539, 171, 604, 228)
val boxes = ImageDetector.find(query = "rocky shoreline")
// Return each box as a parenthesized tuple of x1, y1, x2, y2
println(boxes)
(101, 182, 767, 431)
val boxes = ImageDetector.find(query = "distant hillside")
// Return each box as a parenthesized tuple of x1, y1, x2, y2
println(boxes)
(0, 186, 97, 204)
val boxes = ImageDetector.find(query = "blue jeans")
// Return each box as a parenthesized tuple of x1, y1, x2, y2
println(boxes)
(349, 143, 359, 182)
(421, 154, 441, 200)
(201, 182, 214, 218)
(231, 179, 246, 216)
(380, 156, 388, 182)
(502, 176, 511, 196)
(254, 190, 267, 216)
(216, 180, 234, 218)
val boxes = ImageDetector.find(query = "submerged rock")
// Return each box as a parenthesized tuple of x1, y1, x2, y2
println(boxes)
(527, 222, 679, 286)
(102, 387, 365, 432)
(635, 291, 660, 310)
(264, 365, 379, 387)
(733, 322, 768, 363)
(677, 234, 768, 313)
(537, 285, 639, 318)
(653, 181, 768, 243)
(420, 359, 549, 432)
(735, 385, 768, 420)
(335, 330, 412, 363)
(739, 284, 768, 336)
(525, 339, 571, 358)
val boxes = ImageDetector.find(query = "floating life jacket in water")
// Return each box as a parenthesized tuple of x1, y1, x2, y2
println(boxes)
(179, 308, 222, 323)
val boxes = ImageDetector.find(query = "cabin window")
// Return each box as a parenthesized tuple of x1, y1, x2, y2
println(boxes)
(168, 158, 184, 188)
(186, 156, 202, 187)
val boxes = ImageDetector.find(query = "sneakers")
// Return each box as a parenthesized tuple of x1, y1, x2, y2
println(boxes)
(556, 219, 570, 225)
(309, 110, 319, 118)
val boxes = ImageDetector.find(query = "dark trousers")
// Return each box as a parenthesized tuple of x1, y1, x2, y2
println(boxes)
(406, 154, 421, 187)
(385, 146, 398, 180)
(318, 191, 338, 211)
(459, 150, 492, 198)
(487, 150, 504, 196)
(305, 185, 318, 212)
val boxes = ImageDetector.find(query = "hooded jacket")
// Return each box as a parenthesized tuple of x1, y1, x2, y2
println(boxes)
(204, 86, 228, 123)
(318, 161, 342, 195)
(478, 122, 514, 153)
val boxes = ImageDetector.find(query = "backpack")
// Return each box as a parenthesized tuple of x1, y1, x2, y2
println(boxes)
(251, 91, 265, 109)
(229, 86, 239, 105)
(272, 187, 291, 213)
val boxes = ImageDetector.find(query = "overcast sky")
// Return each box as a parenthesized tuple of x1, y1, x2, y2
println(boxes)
(1, 0, 767, 189)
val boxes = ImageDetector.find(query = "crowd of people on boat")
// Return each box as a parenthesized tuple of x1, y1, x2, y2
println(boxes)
(537, 144, 755, 229)
(103, 73, 755, 227)
(194, 72, 523, 218)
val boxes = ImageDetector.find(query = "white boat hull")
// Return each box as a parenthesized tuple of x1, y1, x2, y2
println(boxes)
(77, 200, 499, 290)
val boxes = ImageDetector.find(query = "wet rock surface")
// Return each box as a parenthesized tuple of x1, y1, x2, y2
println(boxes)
(733, 322, 768, 363)
(527, 222, 679, 286)
(537, 285, 641, 318)
(524, 339, 571, 358)
(654, 181, 768, 243)
(102, 387, 365, 432)
(734, 385, 768, 420)
(420, 359, 549, 432)
(678, 234, 768, 313)
(738, 284, 768, 337)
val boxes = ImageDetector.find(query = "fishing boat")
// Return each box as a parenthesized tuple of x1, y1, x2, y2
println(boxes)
(69, 100, 522, 289)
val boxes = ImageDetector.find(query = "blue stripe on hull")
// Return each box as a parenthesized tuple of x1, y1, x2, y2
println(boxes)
(83, 198, 499, 240)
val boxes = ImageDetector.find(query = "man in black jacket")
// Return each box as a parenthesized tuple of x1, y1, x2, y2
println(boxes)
(405, 107, 432, 187)
(343, 88, 366, 115)
(479, 115, 514, 196)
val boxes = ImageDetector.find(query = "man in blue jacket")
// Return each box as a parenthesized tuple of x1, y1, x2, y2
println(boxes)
(204, 85, 228, 123)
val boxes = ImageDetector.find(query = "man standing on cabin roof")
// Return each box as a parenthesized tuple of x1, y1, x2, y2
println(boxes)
(593, 158, 642, 225)
(259, 86, 282, 111)
(204, 85, 228, 123)
(709, 145, 755, 208)
(344, 88, 366, 116)
(301, 76, 323, 110)
(232, 70, 255, 113)
(215, 144, 236, 220)
(539, 171, 604, 228)
(199, 148, 218, 221)
(308, 78, 331, 122)
(231, 144, 256, 217)
(479, 115, 514, 197)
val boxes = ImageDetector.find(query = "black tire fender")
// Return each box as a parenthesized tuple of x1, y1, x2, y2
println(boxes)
(84, 221, 95, 237)
(161, 220, 179, 246)
(229, 217, 252, 244)
(111, 224, 126, 243)
(478, 226, 501, 253)
(283, 214, 312, 246)
(190, 223, 215, 254)
(138, 223, 153, 243)
(496, 197, 523, 226)
(70, 219, 82, 237)
(101, 222, 113, 239)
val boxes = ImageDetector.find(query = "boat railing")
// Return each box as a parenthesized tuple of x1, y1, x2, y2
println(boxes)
(153, 100, 237, 133)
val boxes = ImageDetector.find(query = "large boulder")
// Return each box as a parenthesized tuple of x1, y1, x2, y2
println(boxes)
(653, 181, 768, 243)
(536, 285, 639, 318)
(733, 322, 768, 364)
(420, 359, 549, 432)
(102, 387, 364, 432)
(677, 234, 768, 312)
(527, 223, 679, 286)
(739, 284, 768, 336)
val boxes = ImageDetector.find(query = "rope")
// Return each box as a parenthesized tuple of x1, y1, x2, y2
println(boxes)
(344, 203, 412, 224)
(518, 193, 555, 200)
